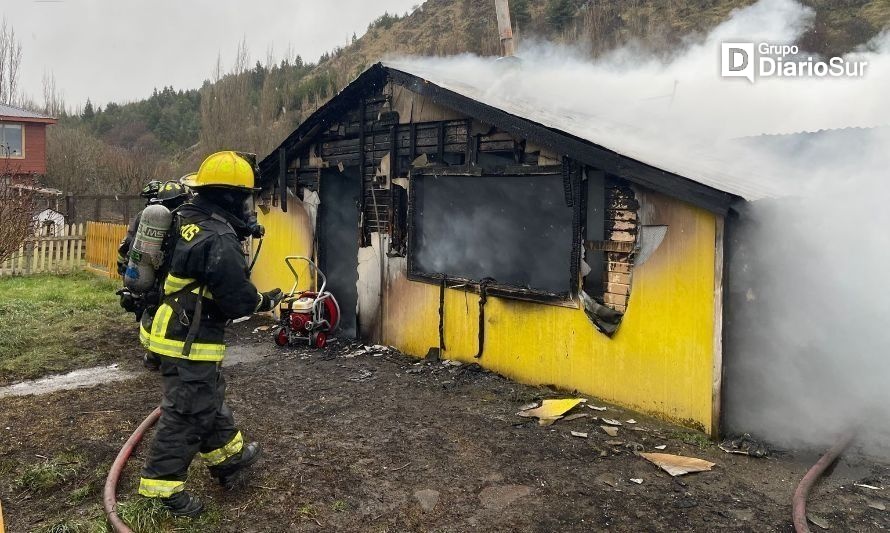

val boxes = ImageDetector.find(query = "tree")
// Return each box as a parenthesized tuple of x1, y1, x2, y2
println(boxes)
(511, 0, 532, 29)
(0, 17, 24, 105)
(82, 98, 95, 120)
(0, 172, 37, 264)
(42, 71, 66, 117)
(546, 0, 576, 31)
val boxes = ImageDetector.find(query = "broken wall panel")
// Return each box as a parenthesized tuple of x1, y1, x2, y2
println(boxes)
(602, 176, 638, 311)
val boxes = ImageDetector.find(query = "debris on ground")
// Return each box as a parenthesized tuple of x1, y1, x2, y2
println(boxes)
(601, 425, 619, 437)
(718, 433, 770, 458)
(414, 489, 440, 512)
(625, 442, 645, 453)
(807, 513, 831, 530)
(252, 325, 272, 333)
(601, 418, 622, 426)
(868, 500, 887, 511)
(347, 369, 374, 382)
(571, 431, 588, 438)
(516, 398, 585, 425)
(630, 478, 644, 484)
(562, 413, 589, 422)
(478, 485, 533, 511)
(855, 482, 884, 490)
(626, 419, 637, 424)
(588, 405, 608, 411)
(594, 472, 619, 487)
(655, 445, 667, 450)
(640, 453, 716, 477)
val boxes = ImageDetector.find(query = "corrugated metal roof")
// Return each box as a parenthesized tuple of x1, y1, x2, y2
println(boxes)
(0, 103, 53, 120)
(384, 60, 784, 201)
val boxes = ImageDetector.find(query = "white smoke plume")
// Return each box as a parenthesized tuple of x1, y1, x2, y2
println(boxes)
(387, 0, 890, 452)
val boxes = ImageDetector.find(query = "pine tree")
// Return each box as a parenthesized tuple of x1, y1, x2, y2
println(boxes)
(546, 0, 575, 30)
(82, 98, 94, 120)
(512, 0, 531, 28)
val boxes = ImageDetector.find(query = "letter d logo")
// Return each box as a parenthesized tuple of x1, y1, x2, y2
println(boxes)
(721, 42, 755, 83)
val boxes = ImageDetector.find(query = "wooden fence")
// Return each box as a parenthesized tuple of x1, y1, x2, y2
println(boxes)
(0, 221, 128, 278)
(84, 221, 128, 278)
(0, 224, 86, 276)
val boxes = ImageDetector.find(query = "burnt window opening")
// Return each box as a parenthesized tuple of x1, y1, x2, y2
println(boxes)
(407, 170, 581, 304)
(582, 172, 639, 335)
(388, 183, 408, 256)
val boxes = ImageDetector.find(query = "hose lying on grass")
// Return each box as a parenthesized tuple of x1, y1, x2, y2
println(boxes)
(792, 431, 855, 533)
(103, 407, 162, 533)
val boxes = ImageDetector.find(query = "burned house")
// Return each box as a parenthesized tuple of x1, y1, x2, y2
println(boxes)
(253, 62, 762, 435)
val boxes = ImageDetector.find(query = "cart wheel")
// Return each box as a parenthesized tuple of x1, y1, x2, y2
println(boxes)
(314, 332, 328, 349)
(274, 327, 289, 347)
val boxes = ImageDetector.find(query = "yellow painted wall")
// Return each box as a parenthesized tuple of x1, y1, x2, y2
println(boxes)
(251, 194, 315, 294)
(382, 192, 719, 432)
(253, 187, 719, 432)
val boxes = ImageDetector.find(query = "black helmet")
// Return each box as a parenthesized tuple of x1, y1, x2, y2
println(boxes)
(140, 180, 162, 199)
(152, 181, 189, 205)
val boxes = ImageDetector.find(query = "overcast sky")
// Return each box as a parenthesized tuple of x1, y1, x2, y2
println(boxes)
(5, 0, 421, 109)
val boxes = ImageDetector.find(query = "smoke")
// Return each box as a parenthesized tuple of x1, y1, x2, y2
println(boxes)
(386, 0, 890, 452)
(413, 175, 574, 294)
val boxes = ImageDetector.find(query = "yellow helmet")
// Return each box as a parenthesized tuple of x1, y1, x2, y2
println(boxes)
(184, 151, 258, 190)
(179, 172, 197, 186)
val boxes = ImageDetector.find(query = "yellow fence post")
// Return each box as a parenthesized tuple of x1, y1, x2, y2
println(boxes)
(84, 221, 127, 279)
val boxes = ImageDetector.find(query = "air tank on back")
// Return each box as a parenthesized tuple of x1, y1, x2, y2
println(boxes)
(124, 204, 173, 293)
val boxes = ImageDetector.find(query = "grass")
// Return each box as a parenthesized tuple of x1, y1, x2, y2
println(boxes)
(668, 429, 712, 449)
(116, 498, 168, 533)
(15, 452, 84, 492)
(0, 271, 131, 383)
(115, 497, 221, 533)
(68, 484, 95, 505)
(331, 499, 349, 512)
(36, 514, 108, 533)
(297, 502, 318, 520)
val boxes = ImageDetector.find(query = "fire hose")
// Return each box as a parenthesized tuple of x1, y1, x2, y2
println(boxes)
(792, 431, 855, 533)
(103, 407, 162, 533)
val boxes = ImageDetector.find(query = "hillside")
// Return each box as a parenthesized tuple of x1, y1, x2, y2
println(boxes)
(44, 0, 890, 195)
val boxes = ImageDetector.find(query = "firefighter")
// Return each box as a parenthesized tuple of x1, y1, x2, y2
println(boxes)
(117, 178, 191, 276)
(116, 180, 162, 274)
(137, 151, 282, 517)
(117, 180, 191, 371)
(134, 181, 191, 371)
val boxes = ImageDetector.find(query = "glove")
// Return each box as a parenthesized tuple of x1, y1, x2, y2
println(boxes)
(116, 288, 144, 321)
(257, 288, 284, 312)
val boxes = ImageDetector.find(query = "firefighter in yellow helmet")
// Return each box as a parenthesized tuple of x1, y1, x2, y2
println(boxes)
(138, 152, 282, 516)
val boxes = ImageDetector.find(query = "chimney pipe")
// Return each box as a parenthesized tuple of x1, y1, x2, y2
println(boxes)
(494, 0, 515, 57)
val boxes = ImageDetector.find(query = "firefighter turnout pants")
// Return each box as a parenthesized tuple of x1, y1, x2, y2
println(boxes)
(138, 357, 244, 499)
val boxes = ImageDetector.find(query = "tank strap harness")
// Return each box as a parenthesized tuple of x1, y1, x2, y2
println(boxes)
(161, 281, 205, 357)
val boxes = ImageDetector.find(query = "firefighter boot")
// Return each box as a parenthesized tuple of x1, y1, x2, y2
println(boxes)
(160, 491, 204, 517)
(143, 352, 161, 371)
(211, 442, 262, 490)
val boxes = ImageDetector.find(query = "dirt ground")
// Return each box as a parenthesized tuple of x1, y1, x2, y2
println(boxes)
(2, 317, 889, 532)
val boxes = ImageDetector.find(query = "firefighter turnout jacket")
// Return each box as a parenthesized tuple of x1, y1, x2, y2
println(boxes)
(140, 197, 262, 362)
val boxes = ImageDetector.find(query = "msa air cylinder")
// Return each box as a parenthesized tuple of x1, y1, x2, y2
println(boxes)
(124, 204, 173, 293)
